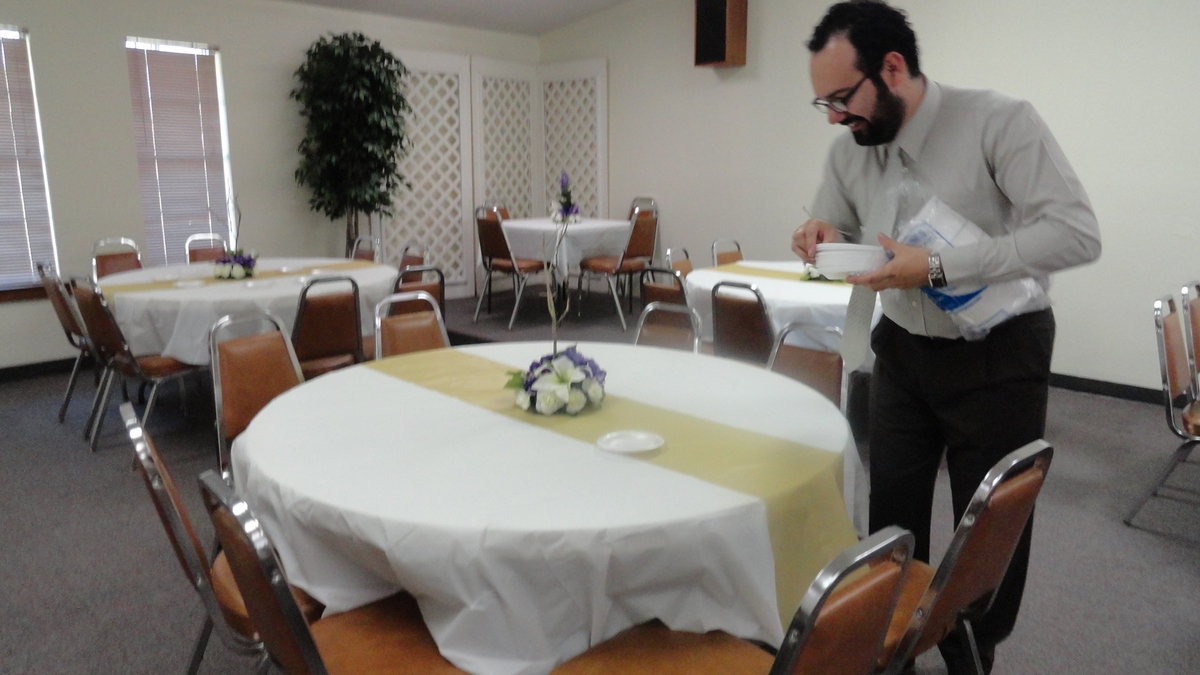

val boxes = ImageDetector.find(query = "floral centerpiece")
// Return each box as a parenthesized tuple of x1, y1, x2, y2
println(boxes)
(550, 171, 581, 225)
(505, 345, 606, 416)
(213, 249, 257, 280)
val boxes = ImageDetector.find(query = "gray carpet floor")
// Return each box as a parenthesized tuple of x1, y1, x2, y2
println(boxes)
(3, 293, 1199, 673)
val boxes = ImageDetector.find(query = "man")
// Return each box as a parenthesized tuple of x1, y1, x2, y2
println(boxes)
(792, 2, 1100, 672)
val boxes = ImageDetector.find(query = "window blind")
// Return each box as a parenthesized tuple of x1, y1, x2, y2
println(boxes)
(126, 39, 231, 267)
(0, 29, 56, 289)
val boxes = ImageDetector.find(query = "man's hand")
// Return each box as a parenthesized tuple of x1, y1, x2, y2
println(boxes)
(792, 219, 842, 263)
(847, 233, 931, 290)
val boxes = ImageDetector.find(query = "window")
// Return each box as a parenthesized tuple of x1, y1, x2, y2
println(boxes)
(126, 37, 233, 267)
(0, 27, 56, 289)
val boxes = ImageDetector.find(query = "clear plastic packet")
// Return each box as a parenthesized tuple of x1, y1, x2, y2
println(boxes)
(891, 168, 1048, 340)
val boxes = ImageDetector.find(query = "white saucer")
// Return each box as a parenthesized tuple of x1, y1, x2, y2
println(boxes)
(596, 430, 664, 454)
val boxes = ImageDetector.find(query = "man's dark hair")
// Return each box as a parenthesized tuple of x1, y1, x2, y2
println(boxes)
(807, 1, 922, 79)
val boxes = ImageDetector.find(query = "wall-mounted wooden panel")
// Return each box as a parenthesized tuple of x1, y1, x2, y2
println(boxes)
(695, 0, 747, 67)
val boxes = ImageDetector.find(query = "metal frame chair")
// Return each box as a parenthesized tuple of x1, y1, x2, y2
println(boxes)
(639, 266, 687, 306)
(577, 203, 657, 330)
(210, 312, 303, 474)
(767, 320, 846, 409)
(70, 277, 196, 452)
(473, 204, 549, 330)
(197, 470, 470, 674)
(350, 235, 381, 261)
(119, 402, 268, 673)
(879, 440, 1054, 675)
(665, 246, 693, 277)
(395, 241, 446, 314)
(91, 236, 142, 282)
(633, 301, 702, 353)
(373, 291, 450, 360)
(711, 238, 743, 266)
(38, 263, 96, 422)
(711, 280, 773, 365)
(768, 526, 914, 675)
(291, 276, 363, 379)
(1124, 291, 1200, 531)
(185, 232, 228, 263)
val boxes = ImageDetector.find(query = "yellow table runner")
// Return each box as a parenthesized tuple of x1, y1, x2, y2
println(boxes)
(366, 349, 857, 626)
(99, 260, 377, 297)
(712, 262, 846, 284)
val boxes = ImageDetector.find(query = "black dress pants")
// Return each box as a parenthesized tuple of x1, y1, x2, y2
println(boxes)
(868, 309, 1055, 670)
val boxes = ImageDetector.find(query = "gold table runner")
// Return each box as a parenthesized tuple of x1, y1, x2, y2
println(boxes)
(712, 262, 847, 284)
(366, 348, 857, 625)
(99, 260, 377, 297)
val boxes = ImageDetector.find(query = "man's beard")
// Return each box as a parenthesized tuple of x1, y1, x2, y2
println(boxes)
(844, 79, 905, 146)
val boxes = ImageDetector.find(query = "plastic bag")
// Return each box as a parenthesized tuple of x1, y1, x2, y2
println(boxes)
(891, 168, 1048, 340)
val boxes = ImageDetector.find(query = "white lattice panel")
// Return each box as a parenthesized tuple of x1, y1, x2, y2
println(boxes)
(388, 69, 468, 285)
(482, 77, 534, 218)
(543, 78, 598, 218)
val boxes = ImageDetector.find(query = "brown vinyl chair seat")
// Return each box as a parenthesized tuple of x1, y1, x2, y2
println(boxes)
(311, 593, 467, 674)
(298, 352, 358, 379)
(210, 552, 324, 639)
(550, 621, 772, 675)
(490, 256, 548, 274)
(579, 255, 649, 274)
(133, 353, 194, 377)
(640, 267, 686, 306)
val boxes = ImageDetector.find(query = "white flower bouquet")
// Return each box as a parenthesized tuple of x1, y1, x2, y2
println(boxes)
(505, 346, 605, 416)
(213, 249, 257, 280)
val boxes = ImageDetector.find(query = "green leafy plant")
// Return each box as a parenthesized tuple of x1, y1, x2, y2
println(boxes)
(291, 32, 412, 254)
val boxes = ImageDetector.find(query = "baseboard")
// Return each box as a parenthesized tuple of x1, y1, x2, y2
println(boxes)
(1050, 373, 1158, 404)
(0, 357, 78, 383)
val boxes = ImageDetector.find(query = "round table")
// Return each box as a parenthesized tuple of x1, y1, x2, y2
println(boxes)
(502, 218, 632, 272)
(232, 341, 856, 675)
(97, 257, 397, 365)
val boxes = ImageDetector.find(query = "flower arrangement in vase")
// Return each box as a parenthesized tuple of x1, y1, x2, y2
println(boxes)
(505, 346, 605, 415)
(213, 249, 257, 280)
(550, 171, 581, 225)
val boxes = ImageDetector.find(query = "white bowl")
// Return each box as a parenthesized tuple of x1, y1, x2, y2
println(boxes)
(815, 243, 888, 279)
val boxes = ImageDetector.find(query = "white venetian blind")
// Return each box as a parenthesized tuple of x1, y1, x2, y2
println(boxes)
(0, 28, 56, 289)
(126, 38, 231, 267)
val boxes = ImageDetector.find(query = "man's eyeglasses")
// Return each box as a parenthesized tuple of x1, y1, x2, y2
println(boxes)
(812, 75, 869, 114)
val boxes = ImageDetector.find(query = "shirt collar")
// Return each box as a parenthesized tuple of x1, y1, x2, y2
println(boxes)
(890, 78, 939, 165)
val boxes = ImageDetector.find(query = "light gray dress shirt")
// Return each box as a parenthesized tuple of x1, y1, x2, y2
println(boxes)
(812, 80, 1101, 339)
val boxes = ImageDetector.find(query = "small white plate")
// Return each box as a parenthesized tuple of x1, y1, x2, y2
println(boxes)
(596, 430, 665, 454)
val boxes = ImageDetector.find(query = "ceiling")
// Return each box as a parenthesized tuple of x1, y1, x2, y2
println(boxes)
(279, 0, 630, 36)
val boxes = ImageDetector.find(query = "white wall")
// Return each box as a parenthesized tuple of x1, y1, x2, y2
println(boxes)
(541, 0, 1200, 389)
(0, 0, 537, 367)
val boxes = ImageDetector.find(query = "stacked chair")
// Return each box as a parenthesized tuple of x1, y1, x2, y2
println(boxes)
(1125, 284, 1200, 533)
(197, 469, 470, 674)
(120, 402, 323, 673)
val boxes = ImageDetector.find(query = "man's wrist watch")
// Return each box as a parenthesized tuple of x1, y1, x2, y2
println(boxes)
(927, 252, 947, 288)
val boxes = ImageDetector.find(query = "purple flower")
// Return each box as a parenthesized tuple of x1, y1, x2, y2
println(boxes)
(560, 172, 570, 191)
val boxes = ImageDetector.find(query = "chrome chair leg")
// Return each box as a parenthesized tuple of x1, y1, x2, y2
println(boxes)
(88, 370, 117, 452)
(84, 367, 111, 440)
(1124, 440, 1198, 525)
(509, 275, 528, 330)
(473, 272, 493, 323)
(961, 618, 985, 675)
(58, 351, 86, 422)
(186, 615, 214, 675)
(605, 276, 627, 331)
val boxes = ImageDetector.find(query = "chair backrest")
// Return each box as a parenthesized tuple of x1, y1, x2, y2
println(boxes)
(70, 278, 138, 374)
(374, 291, 450, 359)
(627, 196, 657, 220)
(392, 266, 446, 315)
(711, 238, 743, 266)
(350, 235, 381, 261)
(185, 233, 228, 263)
(120, 402, 253, 652)
(633, 301, 701, 353)
(768, 321, 845, 408)
(624, 204, 658, 261)
(398, 242, 427, 283)
(666, 247, 693, 278)
(474, 205, 514, 262)
(199, 470, 326, 674)
(211, 312, 304, 472)
(1180, 282, 1200, 402)
(770, 526, 914, 675)
(38, 263, 88, 350)
(292, 275, 363, 364)
(711, 280, 773, 365)
(886, 440, 1054, 669)
(1154, 294, 1200, 441)
(639, 267, 686, 306)
(92, 236, 142, 281)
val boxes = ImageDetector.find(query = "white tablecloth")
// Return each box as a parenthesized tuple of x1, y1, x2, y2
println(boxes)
(231, 341, 854, 675)
(98, 257, 397, 365)
(685, 260, 883, 362)
(502, 218, 632, 273)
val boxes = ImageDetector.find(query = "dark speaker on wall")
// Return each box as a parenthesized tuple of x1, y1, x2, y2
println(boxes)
(695, 0, 747, 67)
